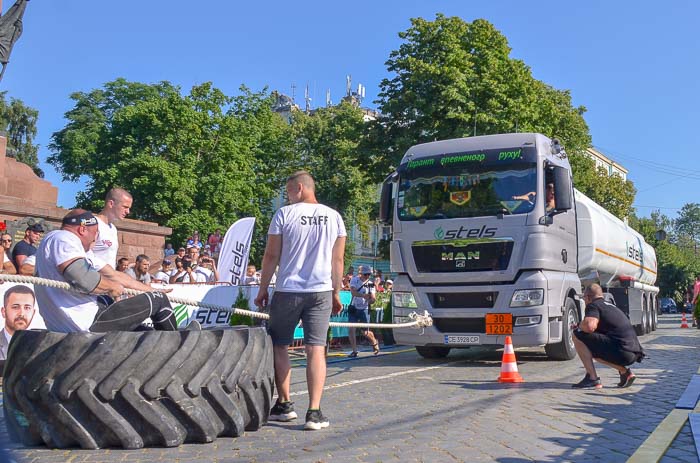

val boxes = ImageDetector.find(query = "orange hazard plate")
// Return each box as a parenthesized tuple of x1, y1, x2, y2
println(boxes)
(485, 313, 513, 335)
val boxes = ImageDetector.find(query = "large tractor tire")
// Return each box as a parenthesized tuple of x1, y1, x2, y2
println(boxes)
(3, 327, 274, 449)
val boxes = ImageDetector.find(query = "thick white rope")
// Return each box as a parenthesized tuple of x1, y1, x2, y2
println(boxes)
(0, 274, 433, 330)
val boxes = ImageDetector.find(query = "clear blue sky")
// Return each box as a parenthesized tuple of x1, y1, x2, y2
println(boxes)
(4, 0, 698, 219)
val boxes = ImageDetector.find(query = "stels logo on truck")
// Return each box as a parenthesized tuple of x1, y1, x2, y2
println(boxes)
(626, 241, 643, 263)
(435, 225, 497, 240)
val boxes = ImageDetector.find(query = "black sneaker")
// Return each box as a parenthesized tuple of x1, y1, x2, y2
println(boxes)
(269, 400, 297, 422)
(304, 409, 330, 430)
(617, 368, 636, 388)
(571, 374, 602, 389)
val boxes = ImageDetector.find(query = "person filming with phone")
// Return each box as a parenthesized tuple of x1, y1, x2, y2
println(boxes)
(347, 266, 380, 357)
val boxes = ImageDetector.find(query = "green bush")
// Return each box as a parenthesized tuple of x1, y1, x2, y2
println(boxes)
(229, 288, 254, 327)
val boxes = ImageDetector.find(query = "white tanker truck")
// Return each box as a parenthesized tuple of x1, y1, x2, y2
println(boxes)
(378, 133, 659, 360)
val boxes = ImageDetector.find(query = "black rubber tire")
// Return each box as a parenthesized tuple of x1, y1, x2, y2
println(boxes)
(651, 297, 658, 331)
(415, 346, 451, 359)
(3, 327, 274, 449)
(545, 297, 579, 361)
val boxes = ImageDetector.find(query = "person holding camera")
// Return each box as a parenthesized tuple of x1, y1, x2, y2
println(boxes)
(198, 253, 220, 282)
(169, 257, 187, 283)
(347, 266, 379, 357)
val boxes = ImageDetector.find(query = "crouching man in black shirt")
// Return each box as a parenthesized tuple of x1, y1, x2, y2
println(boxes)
(572, 283, 645, 389)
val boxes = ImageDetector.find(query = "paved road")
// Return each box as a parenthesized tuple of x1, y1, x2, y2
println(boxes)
(5, 314, 699, 463)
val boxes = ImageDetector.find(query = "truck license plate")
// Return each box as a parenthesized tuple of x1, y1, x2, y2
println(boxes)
(444, 335, 480, 345)
(485, 313, 513, 335)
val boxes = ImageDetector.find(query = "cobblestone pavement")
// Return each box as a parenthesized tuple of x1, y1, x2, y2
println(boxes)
(4, 314, 699, 463)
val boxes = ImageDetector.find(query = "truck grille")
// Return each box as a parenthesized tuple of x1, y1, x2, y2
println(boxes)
(412, 241, 513, 273)
(433, 318, 485, 333)
(429, 292, 497, 309)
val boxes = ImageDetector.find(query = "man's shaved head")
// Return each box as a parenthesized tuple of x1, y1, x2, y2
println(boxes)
(287, 171, 315, 192)
(584, 284, 604, 300)
(106, 188, 132, 203)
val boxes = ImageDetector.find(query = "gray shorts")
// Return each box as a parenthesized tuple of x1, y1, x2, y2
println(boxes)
(268, 291, 333, 346)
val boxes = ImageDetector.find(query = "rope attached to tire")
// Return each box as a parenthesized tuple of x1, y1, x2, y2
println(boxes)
(0, 274, 433, 330)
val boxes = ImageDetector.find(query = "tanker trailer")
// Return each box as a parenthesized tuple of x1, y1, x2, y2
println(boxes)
(575, 190, 659, 334)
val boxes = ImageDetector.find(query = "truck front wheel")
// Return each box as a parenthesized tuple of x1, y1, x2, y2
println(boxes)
(545, 297, 579, 361)
(415, 346, 451, 359)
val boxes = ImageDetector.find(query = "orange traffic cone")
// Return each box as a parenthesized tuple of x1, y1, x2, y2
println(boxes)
(498, 336, 524, 383)
(681, 313, 689, 329)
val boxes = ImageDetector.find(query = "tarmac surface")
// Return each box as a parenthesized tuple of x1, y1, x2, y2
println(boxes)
(2, 313, 699, 463)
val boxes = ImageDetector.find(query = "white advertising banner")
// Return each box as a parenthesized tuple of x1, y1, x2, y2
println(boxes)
(163, 283, 260, 328)
(217, 217, 256, 285)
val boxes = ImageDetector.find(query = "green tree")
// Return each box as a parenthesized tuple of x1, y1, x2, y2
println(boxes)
(0, 92, 42, 177)
(630, 210, 700, 301)
(48, 78, 289, 260)
(372, 14, 635, 219)
(374, 15, 592, 167)
(290, 102, 377, 264)
(291, 102, 373, 217)
(674, 203, 700, 255)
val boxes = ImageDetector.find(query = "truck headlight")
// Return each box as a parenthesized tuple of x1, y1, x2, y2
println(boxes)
(510, 289, 544, 307)
(393, 292, 418, 308)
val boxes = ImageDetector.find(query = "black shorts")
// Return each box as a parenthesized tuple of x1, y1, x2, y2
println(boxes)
(574, 330, 639, 366)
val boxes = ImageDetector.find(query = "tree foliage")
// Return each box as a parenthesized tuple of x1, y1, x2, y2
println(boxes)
(48, 79, 290, 259)
(48, 79, 380, 265)
(373, 14, 635, 219)
(0, 92, 42, 177)
(674, 203, 700, 255)
(630, 209, 700, 301)
(375, 15, 592, 165)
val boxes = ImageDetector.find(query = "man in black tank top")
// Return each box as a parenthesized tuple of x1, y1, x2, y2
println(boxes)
(572, 283, 645, 389)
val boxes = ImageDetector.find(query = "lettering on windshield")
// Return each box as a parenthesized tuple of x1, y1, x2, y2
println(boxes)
(405, 148, 525, 170)
(440, 153, 486, 166)
(407, 159, 436, 169)
(498, 149, 522, 161)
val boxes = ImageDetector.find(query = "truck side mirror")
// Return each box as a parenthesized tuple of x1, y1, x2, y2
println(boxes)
(552, 167, 572, 211)
(379, 174, 395, 224)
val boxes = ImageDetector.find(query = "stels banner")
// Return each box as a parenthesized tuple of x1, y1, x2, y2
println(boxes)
(217, 217, 256, 285)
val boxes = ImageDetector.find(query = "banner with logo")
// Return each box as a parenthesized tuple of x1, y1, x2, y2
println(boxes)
(217, 217, 256, 285)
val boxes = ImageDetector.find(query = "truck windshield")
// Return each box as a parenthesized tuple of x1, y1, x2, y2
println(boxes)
(398, 157, 537, 221)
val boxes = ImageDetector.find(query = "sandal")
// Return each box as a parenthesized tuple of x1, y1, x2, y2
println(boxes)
(348, 351, 358, 358)
(372, 343, 380, 355)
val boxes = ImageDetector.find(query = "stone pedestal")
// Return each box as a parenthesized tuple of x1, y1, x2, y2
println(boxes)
(0, 136, 172, 264)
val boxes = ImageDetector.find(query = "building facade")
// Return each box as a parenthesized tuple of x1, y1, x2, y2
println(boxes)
(584, 147, 628, 180)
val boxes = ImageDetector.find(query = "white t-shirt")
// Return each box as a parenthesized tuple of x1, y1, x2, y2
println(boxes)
(153, 270, 170, 282)
(350, 276, 376, 311)
(196, 265, 215, 282)
(268, 202, 346, 293)
(125, 267, 152, 284)
(91, 216, 119, 269)
(35, 230, 100, 332)
(182, 268, 208, 283)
